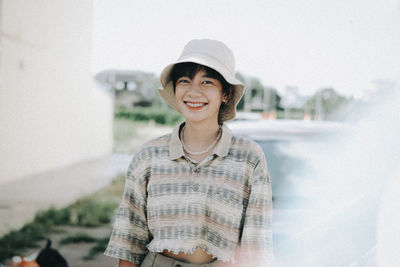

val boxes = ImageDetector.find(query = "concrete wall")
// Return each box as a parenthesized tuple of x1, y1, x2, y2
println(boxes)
(0, 0, 113, 184)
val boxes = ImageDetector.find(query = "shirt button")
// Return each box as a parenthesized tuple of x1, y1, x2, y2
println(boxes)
(194, 168, 200, 173)
(192, 184, 199, 192)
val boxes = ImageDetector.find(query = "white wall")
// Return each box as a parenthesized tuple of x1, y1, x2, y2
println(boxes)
(0, 0, 113, 184)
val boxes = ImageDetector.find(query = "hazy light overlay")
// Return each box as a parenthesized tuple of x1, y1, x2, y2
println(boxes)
(268, 89, 400, 266)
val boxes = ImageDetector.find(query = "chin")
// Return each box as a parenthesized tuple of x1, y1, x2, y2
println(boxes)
(184, 115, 219, 125)
(183, 116, 207, 124)
(178, 107, 218, 125)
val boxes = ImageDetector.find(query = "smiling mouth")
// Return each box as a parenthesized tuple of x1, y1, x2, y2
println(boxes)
(184, 101, 208, 108)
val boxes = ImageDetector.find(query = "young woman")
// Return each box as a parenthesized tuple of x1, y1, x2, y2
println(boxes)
(105, 39, 273, 267)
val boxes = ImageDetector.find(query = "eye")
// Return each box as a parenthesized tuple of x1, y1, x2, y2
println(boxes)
(202, 80, 214, 85)
(177, 78, 191, 84)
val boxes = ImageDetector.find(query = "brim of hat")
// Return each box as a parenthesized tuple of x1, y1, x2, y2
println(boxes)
(158, 57, 245, 122)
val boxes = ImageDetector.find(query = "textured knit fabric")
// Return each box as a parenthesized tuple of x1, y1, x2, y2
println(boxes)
(104, 122, 273, 265)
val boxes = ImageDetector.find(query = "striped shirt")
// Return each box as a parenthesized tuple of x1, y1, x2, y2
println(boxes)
(105, 122, 273, 264)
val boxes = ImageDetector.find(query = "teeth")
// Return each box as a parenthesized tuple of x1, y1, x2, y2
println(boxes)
(186, 102, 205, 107)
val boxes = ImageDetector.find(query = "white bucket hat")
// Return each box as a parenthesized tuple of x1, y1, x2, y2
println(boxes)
(158, 39, 245, 122)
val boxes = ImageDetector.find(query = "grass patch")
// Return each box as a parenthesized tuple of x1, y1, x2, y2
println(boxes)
(83, 237, 110, 260)
(59, 233, 97, 245)
(113, 118, 139, 151)
(68, 199, 118, 227)
(59, 233, 110, 260)
(34, 207, 71, 227)
(0, 222, 46, 261)
(115, 106, 183, 125)
(113, 118, 174, 153)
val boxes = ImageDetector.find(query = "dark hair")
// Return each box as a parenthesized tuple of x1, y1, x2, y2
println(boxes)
(170, 62, 232, 97)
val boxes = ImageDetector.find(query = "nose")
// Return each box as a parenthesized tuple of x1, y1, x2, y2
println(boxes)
(187, 82, 202, 96)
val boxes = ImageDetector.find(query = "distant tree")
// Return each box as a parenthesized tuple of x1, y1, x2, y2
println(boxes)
(271, 88, 283, 111)
(304, 87, 353, 120)
(235, 72, 282, 112)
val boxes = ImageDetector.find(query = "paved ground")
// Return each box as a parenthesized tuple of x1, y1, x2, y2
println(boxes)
(0, 154, 132, 237)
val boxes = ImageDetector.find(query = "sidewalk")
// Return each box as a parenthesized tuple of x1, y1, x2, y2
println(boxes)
(0, 154, 132, 237)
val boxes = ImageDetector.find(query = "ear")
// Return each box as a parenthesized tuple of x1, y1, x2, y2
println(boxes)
(223, 86, 233, 102)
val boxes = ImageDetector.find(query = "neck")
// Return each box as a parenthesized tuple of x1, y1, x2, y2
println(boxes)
(182, 121, 221, 152)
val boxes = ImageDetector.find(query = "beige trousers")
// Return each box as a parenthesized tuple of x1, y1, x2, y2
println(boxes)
(140, 252, 229, 267)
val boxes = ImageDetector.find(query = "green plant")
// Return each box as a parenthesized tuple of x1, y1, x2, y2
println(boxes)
(83, 237, 110, 260)
(34, 206, 71, 227)
(0, 222, 46, 262)
(59, 233, 97, 245)
(69, 199, 118, 227)
(115, 106, 183, 125)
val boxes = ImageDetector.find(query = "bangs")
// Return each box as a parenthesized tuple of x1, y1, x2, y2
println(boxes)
(171, 62, 203, 82)
(170, 62, 229, 89)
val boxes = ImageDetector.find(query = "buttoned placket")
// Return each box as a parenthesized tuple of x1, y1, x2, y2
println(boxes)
(184, 154, 215, 171)
(183, 154, 215, 195)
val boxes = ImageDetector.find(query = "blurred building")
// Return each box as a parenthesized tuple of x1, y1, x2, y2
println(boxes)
(0, 1, 113, 184)
(95, 69, 162, 109)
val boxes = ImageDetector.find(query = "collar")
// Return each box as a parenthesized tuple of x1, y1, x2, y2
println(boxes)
(169, 122, 233, 160)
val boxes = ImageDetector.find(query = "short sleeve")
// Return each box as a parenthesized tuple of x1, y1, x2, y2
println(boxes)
(104, 151, 152, 264)
(240, 147, 274, 266)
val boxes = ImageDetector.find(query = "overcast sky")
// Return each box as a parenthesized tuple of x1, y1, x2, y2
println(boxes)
(92, 0, 400, 98)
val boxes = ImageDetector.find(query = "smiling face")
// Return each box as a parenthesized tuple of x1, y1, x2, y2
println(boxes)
(175, 69, 226, 126)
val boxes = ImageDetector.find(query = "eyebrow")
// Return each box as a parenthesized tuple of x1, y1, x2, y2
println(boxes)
(179, 73, 216, 79)
(200, 73, 217, 79)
